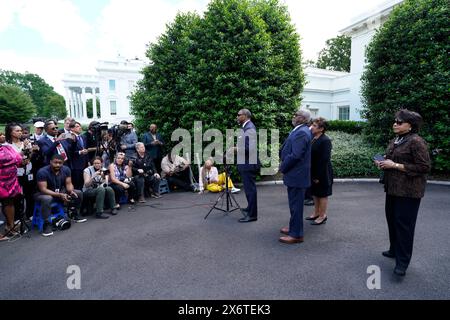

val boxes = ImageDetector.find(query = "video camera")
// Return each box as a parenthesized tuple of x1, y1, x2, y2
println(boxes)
(90, 122, 109, 139)
(110, 124, 129, 139)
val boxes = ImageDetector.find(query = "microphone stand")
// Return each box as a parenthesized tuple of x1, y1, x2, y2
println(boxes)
(204, 162, 244, 220)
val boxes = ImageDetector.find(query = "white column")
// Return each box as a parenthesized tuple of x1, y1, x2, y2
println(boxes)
(77, 92, 82, 119)
(82, 87, 87, 120)
(75, 91, 81, 119)
(70, 90, 77, 118)
(92, 87, 98, 119)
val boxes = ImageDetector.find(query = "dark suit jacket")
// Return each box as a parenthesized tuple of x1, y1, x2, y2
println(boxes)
(142, 132, 164, 159)
(82, 131, 97, 162)
(236, 121, 261, 172)
(70, 135, 89, 170)
(37, 135, 73, 165)
(280, 124, 312, 188)
(311, 134, 333, 187)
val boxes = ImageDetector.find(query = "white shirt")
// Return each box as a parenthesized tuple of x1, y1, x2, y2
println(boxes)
(160, 155, 189, 178)
(199, 166, 219, 191)
(242, 120, 250, 128)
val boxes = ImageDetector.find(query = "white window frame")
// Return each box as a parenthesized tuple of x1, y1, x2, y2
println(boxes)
(338, 106, 350, 120)
(109, 79, 116, 91)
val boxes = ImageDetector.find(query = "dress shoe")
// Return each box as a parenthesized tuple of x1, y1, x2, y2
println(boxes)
(280, 227, 289, 235)
(393, 267, 406, 276)
(305, 215, 320, 221)
(382, 250, 395, 258)
(240, 208, 249, 215)
(279, 235, 304, 244)
(238, 216, 257, 223)
(311, 216, 327, 225)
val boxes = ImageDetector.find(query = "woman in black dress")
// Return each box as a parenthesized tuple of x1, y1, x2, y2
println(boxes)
(306, 117, 333, 225)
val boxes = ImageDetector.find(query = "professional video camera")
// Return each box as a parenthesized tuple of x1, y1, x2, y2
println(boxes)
(91, 122, 109, 140)
(110, 123, 129, 141)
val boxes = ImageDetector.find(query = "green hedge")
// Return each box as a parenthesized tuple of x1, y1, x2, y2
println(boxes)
(326, 120, 366, 134)
(328, 131, 383, 178)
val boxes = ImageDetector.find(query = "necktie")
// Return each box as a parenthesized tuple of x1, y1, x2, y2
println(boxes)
(56, 143, 68, 162)
(78, 136, 84, 149)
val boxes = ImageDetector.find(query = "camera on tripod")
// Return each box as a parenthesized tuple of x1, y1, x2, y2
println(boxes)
(91, 122, 109, 139)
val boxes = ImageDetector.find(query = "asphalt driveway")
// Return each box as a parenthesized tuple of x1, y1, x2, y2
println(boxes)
(1, 182, 449, 300)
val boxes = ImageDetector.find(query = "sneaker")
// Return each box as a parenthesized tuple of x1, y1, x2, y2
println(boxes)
(138, 197, 146, 203)
(42, 223, 54, 237)
(151, 193, 162, 199)
(231, 187, 240, 194)
(72, 215, 87, 223)
(95, 213, 109, 219)
(110, 208, 118, 215)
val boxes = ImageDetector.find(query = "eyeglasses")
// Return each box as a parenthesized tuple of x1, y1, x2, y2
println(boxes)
(51, 127, 58, 130)
(394, 119, 404, 125)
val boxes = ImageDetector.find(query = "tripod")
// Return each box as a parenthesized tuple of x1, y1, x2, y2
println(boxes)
(8, 195, 31, 238)
(204, 165, 244, 219)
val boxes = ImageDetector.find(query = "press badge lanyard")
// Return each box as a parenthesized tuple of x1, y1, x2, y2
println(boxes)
(53, 171, 62, 193)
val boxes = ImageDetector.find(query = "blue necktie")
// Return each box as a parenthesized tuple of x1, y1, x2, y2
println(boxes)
(78, 136, 84, 149)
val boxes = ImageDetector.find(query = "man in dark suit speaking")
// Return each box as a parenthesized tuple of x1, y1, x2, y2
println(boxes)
(279, 110, 312, 244)
(236, 109, 261, 223)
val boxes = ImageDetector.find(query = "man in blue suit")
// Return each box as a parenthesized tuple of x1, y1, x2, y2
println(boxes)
(69, 121, 89, 190)
(236, 109, 261, 223)
(37, 121, 74, 167)
(279, 110, 312, 244)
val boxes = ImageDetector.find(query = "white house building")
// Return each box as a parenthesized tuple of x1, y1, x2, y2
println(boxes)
(62, 56, 145, 125)
(301, 0, 403, 121)
(62, 0, 403, 124)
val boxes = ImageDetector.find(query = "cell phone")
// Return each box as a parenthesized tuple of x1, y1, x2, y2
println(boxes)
(373, 154, 385, 161)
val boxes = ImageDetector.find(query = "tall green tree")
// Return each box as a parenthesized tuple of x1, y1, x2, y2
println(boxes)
(316, 35, 351, 72)
(0, 70, 65, 119)
(361, 0, 449, 172)
(131, 0, 304, 154)
(0, 84, 36, 123)
(86, 98, 101, 119)
(44, 94, 67, 120)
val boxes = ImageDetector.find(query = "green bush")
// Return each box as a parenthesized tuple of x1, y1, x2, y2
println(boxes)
(131, 0, 304, 156)
(0, 84, 36, 123)
(361, 0, 449, 173)
(328, 131, 383, 178)
(327, 120, 366, 134)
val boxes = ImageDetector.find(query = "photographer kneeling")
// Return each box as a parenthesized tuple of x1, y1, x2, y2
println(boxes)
(35, 154, 86, 237)
(83, 157, 118, 219)
(109, 152, 136, 205)
(132, 143, 161, 203)
(161, 153, 197, 192)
